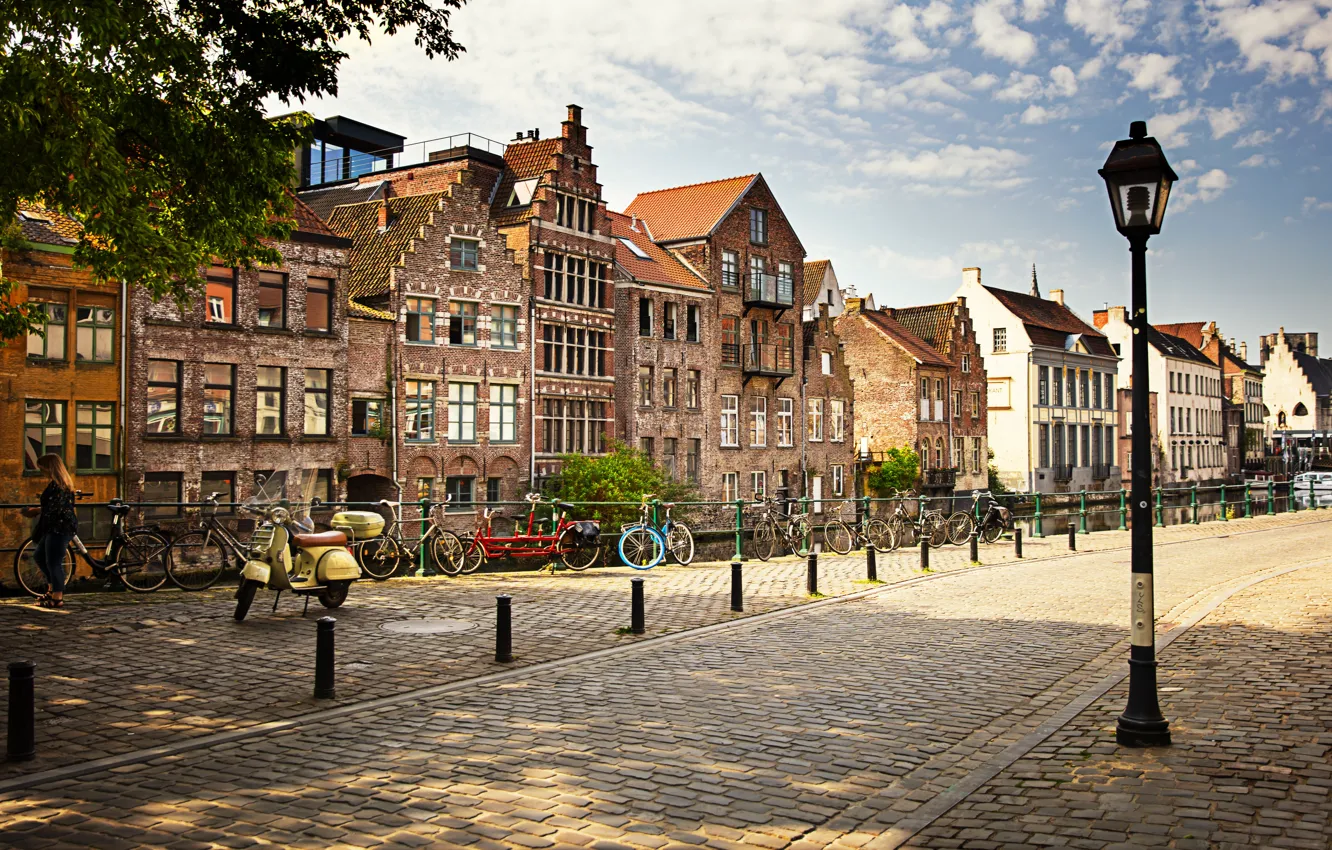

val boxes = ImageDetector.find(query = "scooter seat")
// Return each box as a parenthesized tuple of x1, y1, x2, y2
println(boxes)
(294, 530, 348, 547)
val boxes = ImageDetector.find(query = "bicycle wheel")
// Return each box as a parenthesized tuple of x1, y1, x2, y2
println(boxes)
(13, 537, 74, 597)
(788, 515, 811, 554)
(946, 512, 975, 546)
(166, 530, 228, 590)
(454, 533, 486, 575)
(924, 514, 948, 549)
(822, 520, 854, 555)
(429, 530, 467, 576)
(981, 519, 1004, 544)
(888, 516, 913, 550)
(619, 525, 664, 569)
(666, 522, 695, 566)
(115, 529, 171, 592)
(559, 526, 601, 571)
(865, 518, 895, 552)
(357, 535, 402, 580)
(753, 518, 777, 562)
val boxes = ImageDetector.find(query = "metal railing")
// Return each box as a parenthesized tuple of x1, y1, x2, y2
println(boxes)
(745, 272, 794, 307)
(1052, 465, 1073, 482)
(743, 341, 795, 375)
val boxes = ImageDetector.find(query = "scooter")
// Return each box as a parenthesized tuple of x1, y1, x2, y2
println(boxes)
(233, 496, 362, 621)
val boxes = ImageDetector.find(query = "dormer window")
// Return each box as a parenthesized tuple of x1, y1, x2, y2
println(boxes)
(507, 178, 537, 207)
(618, 237, 649, 259)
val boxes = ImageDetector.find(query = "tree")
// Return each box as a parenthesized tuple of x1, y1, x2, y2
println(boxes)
(0, 0, 466, 339)
(986, 447, 1010, 495)
(867, 447, 919, 497)
(543, 442, 698, 529)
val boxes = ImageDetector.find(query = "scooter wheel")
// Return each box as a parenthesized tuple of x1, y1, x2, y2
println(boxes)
(234, 579, 259, 621)
(318, 580, 349, 609)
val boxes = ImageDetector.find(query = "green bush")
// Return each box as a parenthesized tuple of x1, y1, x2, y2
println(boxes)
(544, 441, 698, 529)
(867, 447, 919, 497)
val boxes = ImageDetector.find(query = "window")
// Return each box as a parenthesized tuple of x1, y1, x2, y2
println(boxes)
(639, 365, 654, 407)
(303, 369, 330, 436)
(1080, 370, 1090, 408)
(777, 398, 794, 446)
(448, 382, 477, 442)
(146, 360, 181, 434)
(831, 464, 844, 497)
(993, 327, 1007, 353)
(1081, 425, 1090, 468)
(749, 256, 766, 296)
(830, 399, 845, 442)
(777, 262, 793, 304)
(1053, 366, 1063, 406)
(1093, 370, 1103, 409)
(1067, 369, 1077, 410)
(722, 472, 739, 503)
(1092, 425, 1103, 466)
(721, 395, 739, 446)
(721, 251, 740, 289)
(663, 302, 677, 340)
(1053, 423, 1065, 466)
(934, 437, 943, 469)
(142, 472, 182, 519)
(205, 264, 235, 325)
(416, 477, 435, 502)
(954, 437, 966, 473)
(351, 399, 384, 436)
(686, 439, 700, 483)
(489, 384, 517, 443)
(663, 368, 677, 408)
(750, 397, 767, 447)
(26, 299, 66, 360)
(953, 390, 963, 418)
(491, 304, 518, 348)
(257, 271, 287, 328)
(639, 437, 654, 457)
(75, 304, 114, 362)
(486, 477, 502, 503)
(961, 354, 971, 374)
(446, 476, 474, 508)
(203, 364, 234, 435)
(971, 391, 981, 419)
(23, 401, 65, 470)
(405, 297, 435, 343)
(821, 351, 832, 376)
(75, 402, 114, 472)
(686, 305, 700, 342)
(447, 301, 478, 346)
(808, 398, 824, 442)
(450, 238, 479, 272)
(920, 378, 930, 420)
(971, 437, 982, 473)
(639, 297, 653, 337)
(721, 316, 740, 364)
(686, 370, 700, 410)
(306, 276, 333, 333)
(751, 471, 767, 499)
(542, 253, 608, 308)
(405, 380, 434, 442)
(1038, 366, 1050, 405)
(541, 324, 608, 377)
(540, 399, 609, 454)
(749, 208, 768, 244)
(201, 472, 235, 512)
(1039, 424, 1050, 468)
(555, 193, 596, 232)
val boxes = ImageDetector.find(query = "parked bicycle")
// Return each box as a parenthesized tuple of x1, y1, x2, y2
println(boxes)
(160, 492, 253, 590)
(885, 490, 948, 549)
(355, 499, 466, 579)
(821, 501, 895, 554)
(457, 493, 602, 572)
(13, 496, 171, 595)
(616, 495, 696, 569)
(944, 504, 976, 546)
(974, 490, 1012, 543)
(752, 497, 810, 561)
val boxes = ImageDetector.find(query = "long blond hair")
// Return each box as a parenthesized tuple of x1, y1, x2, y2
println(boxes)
(37, 454, 75, 492)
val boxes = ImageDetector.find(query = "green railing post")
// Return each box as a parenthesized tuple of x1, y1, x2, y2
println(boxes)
(418, 497, 431, 575)
(1267, 480, 1276, 516)
(1032, 493, 1044, 537)
(1190, 484, 1198, 525)
(1243, 482, 1252, 518)
(799, 496, 811, 555)
(1219, 484, 1228, 521)
(1292, 480, 1300, 512)
(1154, 487, 1164, 527)
(733, 499, 744, 561)
(1311, 478, 1318, 509)
(1118, 488, 1128, 530)
(1078, 489, 1088, 534)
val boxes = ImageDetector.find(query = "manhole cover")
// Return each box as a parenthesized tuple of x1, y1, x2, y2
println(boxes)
(379, 618, 476, 635)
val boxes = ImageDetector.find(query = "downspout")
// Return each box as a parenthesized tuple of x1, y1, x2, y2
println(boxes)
(390, 297, 402, 503)
(1027, 352, 1035, 493)
(529, 291, 537, 491)
(947, 374, 954, 479)
(119, 279, 129, 497)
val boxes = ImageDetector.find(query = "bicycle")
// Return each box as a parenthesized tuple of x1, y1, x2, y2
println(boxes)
(885, 490, 948, 549)
(618, 496, 666, 569)
(13, 497, 172, 595)
(944, 501, 976, 546)
(355, 499, 466, 579)
(974, 490, 1012, 543)
(457, 493, 603, 573)
(161, 493, 252, 590)
(820, 501, 895, 555)
(751, 497, 811, 562)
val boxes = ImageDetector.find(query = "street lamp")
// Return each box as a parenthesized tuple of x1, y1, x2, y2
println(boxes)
(1099, 120, 1178, 748)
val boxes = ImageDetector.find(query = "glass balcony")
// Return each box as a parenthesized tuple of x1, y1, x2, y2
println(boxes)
(742, 342, 795, 377)
(745, 272, 794, 308)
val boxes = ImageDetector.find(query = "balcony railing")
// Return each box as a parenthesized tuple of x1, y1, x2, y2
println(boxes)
(721, 342, 741, 365)
(1091, 463, 1112, 479)
(1053, 465, 1073, 482)
(923, 468, 956, 489)
(742, 341, 795, 377)
(745, 272, 794, 308)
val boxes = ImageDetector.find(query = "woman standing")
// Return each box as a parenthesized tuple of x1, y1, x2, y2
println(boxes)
(20, 454, 78, 608)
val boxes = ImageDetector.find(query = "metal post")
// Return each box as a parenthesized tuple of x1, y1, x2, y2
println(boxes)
(866, 546, 877, 581)
(417, 497, 430, 576)
(1190, 484, 1198, 524)
(630, 577, 645, 635)
(730, 562, 743, 612)
(1219, 484, 1228, 522)
(1154, 487, 1164, 528)
(1117, 231, 1170, 748)
(799, 497, 811, 555)
(1244, 482, 1252, 518)
(1118, 488, 1128, 531)
(806, 551, 818, 595)
(733, 499, 745, 561)
(1267, 480, 1276, 516)
(1068, 524, 1076, 551)
(919, 536, 929, 571)
(969, 530, 979, 564)
(6, 661, 35, 762)
(314, 617, 336, 700)
(1014, 526, 1023, 558)
(1032, 493, 1044, 537)
(1310, 477, 1317, 509)
(1078, 489, 1088, 534)
(495, 594, 513, 663)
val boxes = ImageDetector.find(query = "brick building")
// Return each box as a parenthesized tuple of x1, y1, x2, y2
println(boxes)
(125, 197, 352, 512)
(802, 306, 858, 509)
(2, 203, 122, 562)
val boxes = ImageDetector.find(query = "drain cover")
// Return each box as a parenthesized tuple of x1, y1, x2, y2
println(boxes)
(379, 618, 476, 635)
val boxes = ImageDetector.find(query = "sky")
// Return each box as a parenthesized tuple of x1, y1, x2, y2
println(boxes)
(288, 0, 1332, 357)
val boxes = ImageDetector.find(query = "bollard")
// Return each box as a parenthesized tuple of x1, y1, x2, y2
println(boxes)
(314, 617, 336, 700)
(969, 530, 979, 564)
(1244, 482, 1252, 519)
(730, 562, 743, 612)
(806, 550, 819, 595)
(495, 594, 513, 663)
(1068, 524, 1076, 551)
(6, 661, 35, 762)
(866, 546, 877, 582)
(919, 536, 929, 571)
(1015, 526, 1023, 558)
(1078, 489, 1089, 535)
(630, 577, 645, 634)
(1155, 487, 1164, 527)
(733, 499, 745, 561)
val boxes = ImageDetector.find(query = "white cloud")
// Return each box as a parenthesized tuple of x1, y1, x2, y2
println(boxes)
(1049, 65, 1079, 97)
(855, 143, 1031, 193)
(972, 0, 1039, 66)
(885, 2, 952, 62)
(1172, 168, 1232, 212)
(1065, 0, 1150, 47)
(1277, 96, 1297, 113)
(994, 66, 1078, 102)
(1117, 53, 1184, 100)
(1021, 0, 1054, 22)
(1078, 56, 1105, 80)
(867, 245, 958, 281)
(1200, 0, 1329, 82)
(1302, 196, 1332, 214)
(1020, 104, 1070, 124)
(1146, 105, 1202, 147)
(1235, 128, 1279, 147)
(1206, 104, 1250, 139)
(1238, 154, 1271, 167)
(1316, 90, 1332, 121)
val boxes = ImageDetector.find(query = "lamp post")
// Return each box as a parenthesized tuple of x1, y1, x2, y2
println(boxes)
(1099, 120, 1177, 748)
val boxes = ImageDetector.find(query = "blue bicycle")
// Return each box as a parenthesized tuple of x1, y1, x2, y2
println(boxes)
(617, 496, 695, 569)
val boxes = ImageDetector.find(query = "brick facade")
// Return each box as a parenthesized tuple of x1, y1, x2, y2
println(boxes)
(802, 308, 858, 510)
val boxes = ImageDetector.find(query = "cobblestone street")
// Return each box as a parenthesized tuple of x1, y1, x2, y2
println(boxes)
(1, 512, 1330, 849)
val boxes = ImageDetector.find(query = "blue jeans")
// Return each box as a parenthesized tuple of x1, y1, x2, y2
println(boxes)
(35, 532, 74, 594)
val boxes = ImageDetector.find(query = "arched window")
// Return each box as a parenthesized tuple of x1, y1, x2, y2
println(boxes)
(1293, 402, 1308, 417)
(935, 437, 944, 469)
(919, 439, 929, 469)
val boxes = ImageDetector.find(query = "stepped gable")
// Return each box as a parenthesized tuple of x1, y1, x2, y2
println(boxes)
(861, 309, 951, 367)
(325, 192, 445, 318)
(489, 137, 560, 228)
(891, 302, 956, 358)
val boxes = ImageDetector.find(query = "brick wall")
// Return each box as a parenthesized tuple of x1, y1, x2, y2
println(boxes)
(802, 310, 858, 511)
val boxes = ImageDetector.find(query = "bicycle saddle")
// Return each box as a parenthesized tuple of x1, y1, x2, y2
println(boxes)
(107, 502, 131, 517)
(555, 502, 576, 513)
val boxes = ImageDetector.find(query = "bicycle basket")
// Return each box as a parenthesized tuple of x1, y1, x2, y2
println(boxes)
(572, 520, 601, 546)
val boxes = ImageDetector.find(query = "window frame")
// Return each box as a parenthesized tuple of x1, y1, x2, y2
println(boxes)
(489, 384, 518, 443)
(405, 296, 436, 344)
(638, 365, 654, 407)
(75, 303, 115, 363)
(993, 327, 1007, 353)
(351, 398, 385, 437)
(75, 401, 116, 473)
(23, 400, 66, 471)
(303, 368, 331, 436)
(404, 380, 436, 443)
(720, 395, 739, 447)
(639, 296, 653, 337)
(721, 316, 740, 365)
(749, 396, 767, 448)
(721, 471, 739, 503)
(721, 251, 740, 290)
(142, 471, 183, 518)
(751, 470, 767, 500)
(777, 398, 794, 447)
(26, 299, 67, 361)
(146, 359, 182, 435)
(449, 237, 480, 272)
(203, 363, 235, 436)
(831, 464, 845, 497)
(830, 399, 845, 442)
(663, 302, 677, 341)
(686, 305, 700, 343)
(749, 207, 768, 245)
(256, 270, 288, 329)
(808, 398, 824, 442)
(205, 264, 236, 326)
(306, 276, 334, 333)
(448, 300, 478, 346)
(491, 304, 518, 349)
(447, 382, 478, 443)
(686, 369, 701, 410)
(662, 367, 677, 409)
(445, 475, 475, 510)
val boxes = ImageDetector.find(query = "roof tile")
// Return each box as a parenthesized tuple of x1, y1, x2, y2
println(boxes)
(860, 310, 952, 367)
(489, 138, 560, 225)
(803, 260, 830, 305)
(625, 175, 758, 242)
(609, 211, 708, 291)
(984, 285, 1116, 357)
(326, 193, 445, 302)
(891, 302, 956, 358)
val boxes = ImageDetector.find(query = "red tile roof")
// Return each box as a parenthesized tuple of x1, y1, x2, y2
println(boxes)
(327, 193, 446, 303)
(490, 138, 560, 227)
(14, 201, 81, 246)
(1153, 321, 1206, 350)
(288, 191, 340, 239)
(861, 310, 952, 367)
(625, 175, 758, 242)
(890, 302, 957, 358)
(984, 286, 1116, 357)
(803, 260, 830, 305)
(608, 211, 708, 291)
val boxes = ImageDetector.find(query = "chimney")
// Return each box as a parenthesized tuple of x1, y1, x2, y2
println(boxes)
(376, 204, 389, 232)
(962, 267, 981, 288)
(563, 104, 585, 143)
(567, 104, 582, 124)
(845, 297, 862, 315)
(1240, 341, 1248, 362)
(1092, 308, 1108, 329)
(630, 214, 639, 232)
(1050, 289, 1064, 306)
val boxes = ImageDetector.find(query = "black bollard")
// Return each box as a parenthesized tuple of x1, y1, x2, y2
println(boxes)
(314, 617, 336, 700)
(919, 536, 930, 570)
(630, 577, 645, 635)
(495, 594, 513, 663)
(1015, 526, 1023, 558)
(6, 661, 35, 762)
(807, 551, 819, 596)
(969, 530, 979, 563)
(730, 562, 743, 612)
(866, 546, 878, 582)
(1068, 524, 1076, 552)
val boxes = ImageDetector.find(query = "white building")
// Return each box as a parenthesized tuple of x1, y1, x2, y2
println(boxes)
(1260, 329, 1332, 469)
(956, 266, 1121, 493)
(1094, 308, 1226, 483)
(802, 260, 846, 321)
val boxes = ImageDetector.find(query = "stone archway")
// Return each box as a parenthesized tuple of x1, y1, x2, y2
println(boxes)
(346, 473, 397, 513)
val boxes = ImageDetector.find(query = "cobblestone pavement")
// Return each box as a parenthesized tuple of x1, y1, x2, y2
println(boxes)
(0, 513, 1328, 848)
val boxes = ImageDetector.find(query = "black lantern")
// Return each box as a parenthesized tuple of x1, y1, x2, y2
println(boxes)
(1098, 121, 1178, 238)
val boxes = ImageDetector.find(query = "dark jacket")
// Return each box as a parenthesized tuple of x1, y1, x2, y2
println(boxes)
(35, 481, 78, 538)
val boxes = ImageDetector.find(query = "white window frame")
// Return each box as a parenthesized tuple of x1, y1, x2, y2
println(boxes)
(722, 471, 739, 503)
(751, 470, 766, 499)
(777, 398, 794, 447)
(830, 465, 844, 497)
(750, 397, 767, 447)
(808, 398, 824, 442)
(720, 395, 739, 447)
(830, 399, 845, 442)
